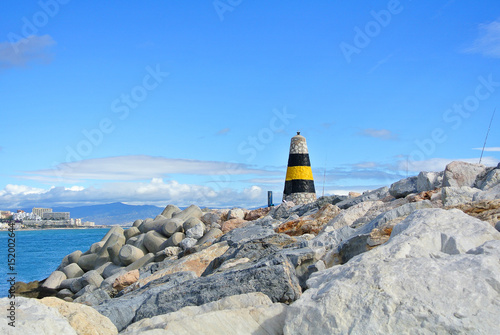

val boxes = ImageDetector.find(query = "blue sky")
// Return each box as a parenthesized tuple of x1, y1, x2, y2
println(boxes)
(0, 0, 499, 209)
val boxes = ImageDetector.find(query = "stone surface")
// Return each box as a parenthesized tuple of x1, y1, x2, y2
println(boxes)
(67, 250, 83, 264)
(196, 227, 223, 245)
(336, 186, 390, 209)
(284, 208, 500, 334)
(180, 237, 198, 250)
(442, 161, 485, 188)
(182, 216, 202, 232)
(160, 204, 181, 218)
(160, 218, 184, 237)
(447, 199, 500, 225)
(113, 270, 140, 292)
(41, 296, 118, 335)
(442, 186, 481, 206)
(73, 288, 110, 307)
(227, 207, 246, 220)
(478, 168, 500, 190)
(121, 293, 287, 335)
(244, 207, 272, 221)
(124, 227, 141, 240)
(143, 231, 168, 253)
(416, 170, 443, 192)
(221, 218, 248, 233)
(81, 270, 104, 288)
(276, 204, 340, 236)
(173, 204, 203, 221)
(0, 296, 78, 334)
(201, 211, 222, 225)
(389, 176, 418, 198)
(42, 270, 67, 289)
(133, 254, 301, 327)
(77, 253, 99, 272)
(186, 222, 205, 239)
(322, 200, 382, 233)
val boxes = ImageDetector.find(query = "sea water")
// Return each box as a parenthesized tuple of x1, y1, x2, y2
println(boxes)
(0, 228, 110, 298)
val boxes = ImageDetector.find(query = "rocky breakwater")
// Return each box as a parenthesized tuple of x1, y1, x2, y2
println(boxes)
(2, 160, 499, 334)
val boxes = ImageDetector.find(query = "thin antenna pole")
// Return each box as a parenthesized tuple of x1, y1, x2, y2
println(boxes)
(479, 108, 496, 164)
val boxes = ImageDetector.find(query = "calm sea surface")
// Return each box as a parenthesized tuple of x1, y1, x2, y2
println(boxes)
(0, 228, 110, 298)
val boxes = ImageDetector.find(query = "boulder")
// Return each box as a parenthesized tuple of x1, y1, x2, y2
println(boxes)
(322, 200, 382, 233)
(73, 288, 111, 307)
(186, 222, 205, 239)
(0, 297, 78, 334)
(160, 204, 181, 218)
(477, 168, 500, 190)
(119, 245, 145, 266)
(121, 293, 286, 335)
(172, 204, 203, 221)
(201, 212, 221, 225)
(442, 186, 481, 206)
(416, 171, 443, 192)
(62, 263, 84, 279)
(336, 186, 390, 209)
(244, 207, 272, 221)
(389, 176, 418, 198)
(442, 161, 485, 188)
(221, 218, 248, 233)
(474, 183, 500, 202)
(180, 237, 198, 250)
(227, 207, 246, 220)
(161, 218, 184, 237)
(113, 270, 140, 292)
(41, 296, 118, 334)
(41, 270, 67, 289)
(276, 204, 340, 236)
(284, 209, 500, 334)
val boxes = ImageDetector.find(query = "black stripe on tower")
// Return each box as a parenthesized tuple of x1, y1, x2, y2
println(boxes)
(287, 153, 311, 167)
(284, 180, 316, 195)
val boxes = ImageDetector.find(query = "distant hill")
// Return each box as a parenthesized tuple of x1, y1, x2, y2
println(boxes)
(49, 202, 163, 226)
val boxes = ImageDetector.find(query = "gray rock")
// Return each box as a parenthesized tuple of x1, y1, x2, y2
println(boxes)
(180, 237, 198, 250)
(473, 183, 500, 201)
(74, 284, 97, 299)
(143, 231, 168, 253)
(81, 270, 104, 288)
(416, 171, 443, 192)
(119, 245, 145, 266)
(186, 222, 205, 239)
(477, 168, 500, 190)
(201, 212, 221, 225)
(165, 231, 185, 247)
(42, 270, 67, 289)
(390, 176, 418, 198)
(94, 261, 112, 276)
(138, 218, 153, 233)
(173, 204, 203, 221)
(228, 208, 246, 220)
(161, 204, 181, 218)
(56, 288, 74, 299)
(442, 186, 481, 206)
(102, 263, 125, 279)
(219, 225, 276, 245)
(161, 218, 184, 237)
(74, 288, 110, 306)
(107, 240, 123, 266)
(69, 277, 83, 294)
(59, 277, 80, 291)
(336, 186, 390, 209)
(495, 221, 500, 232)
(77, 253, 99, 271)
(442, 161, 485, 188)
(132, 219, 143, 228)
(124, 227, 141, 240)
(133, 254, 301, 328)
(96, 271, 198, 331)
(62, 263, 84, 279)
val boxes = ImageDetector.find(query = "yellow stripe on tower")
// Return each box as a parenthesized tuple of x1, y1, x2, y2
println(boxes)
(285, 166, 314, 181)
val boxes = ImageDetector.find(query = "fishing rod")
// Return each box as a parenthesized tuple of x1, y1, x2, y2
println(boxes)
(479, 108, 496, 165)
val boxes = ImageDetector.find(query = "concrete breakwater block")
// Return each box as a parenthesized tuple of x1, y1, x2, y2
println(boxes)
(124, 253, 155, 272)
(183, 217, 203, 232)
(77, 253, 99, 272)
(133, 219, 143, 228)
(144, 231, 168, 253)
(161, 204, 181, 218)
(119, 245, 145, 266)
(126, 233, 149, 254)
(166, 232, 185, 247)
(124, 227, 141, 240)
(81, 270, 104, 288)
(173, 204, 203, 222)
(138, 218, 154, 233)
(62, 263, 84, 279)
(107, 242, 123, 266)
(161, 218, 184, 237)
(41, 271, 67, 289)
(89, 241, 105, 254)
(197, 228, 223, 246)
(100, 226, 124, 244)
(67, 250, 82, 264)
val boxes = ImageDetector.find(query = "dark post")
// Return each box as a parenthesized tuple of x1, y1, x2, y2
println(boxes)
(267, 191, 273, 207)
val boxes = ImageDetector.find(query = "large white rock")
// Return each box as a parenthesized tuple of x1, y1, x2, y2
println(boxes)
(442, 186, 481, 206)
(416, 170, 443, 192)
(284, 209, 500, 334)
(442, 161, 485, 188)
(0, 297, 77, 335)
(122, 292, 287, 335)
(322, 200, 382, 232)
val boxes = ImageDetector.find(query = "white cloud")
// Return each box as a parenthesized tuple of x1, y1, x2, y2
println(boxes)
(0, 35, 56, 69)
(465, 19, 500, 58)
(22, 155, 279, 183)
(359, 128, 398, 140)
(400, 157, 499, 173)
(473, 147, 500, 152)
(0, 179, 267, 209)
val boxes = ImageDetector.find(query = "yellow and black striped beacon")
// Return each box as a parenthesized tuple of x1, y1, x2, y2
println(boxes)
(283, 132, 317, 205)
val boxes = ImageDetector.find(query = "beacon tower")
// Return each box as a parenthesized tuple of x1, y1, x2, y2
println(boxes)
(283, 132, 316, 205)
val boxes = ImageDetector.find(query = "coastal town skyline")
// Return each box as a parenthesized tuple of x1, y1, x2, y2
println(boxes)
(1, 1, 500, 209)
